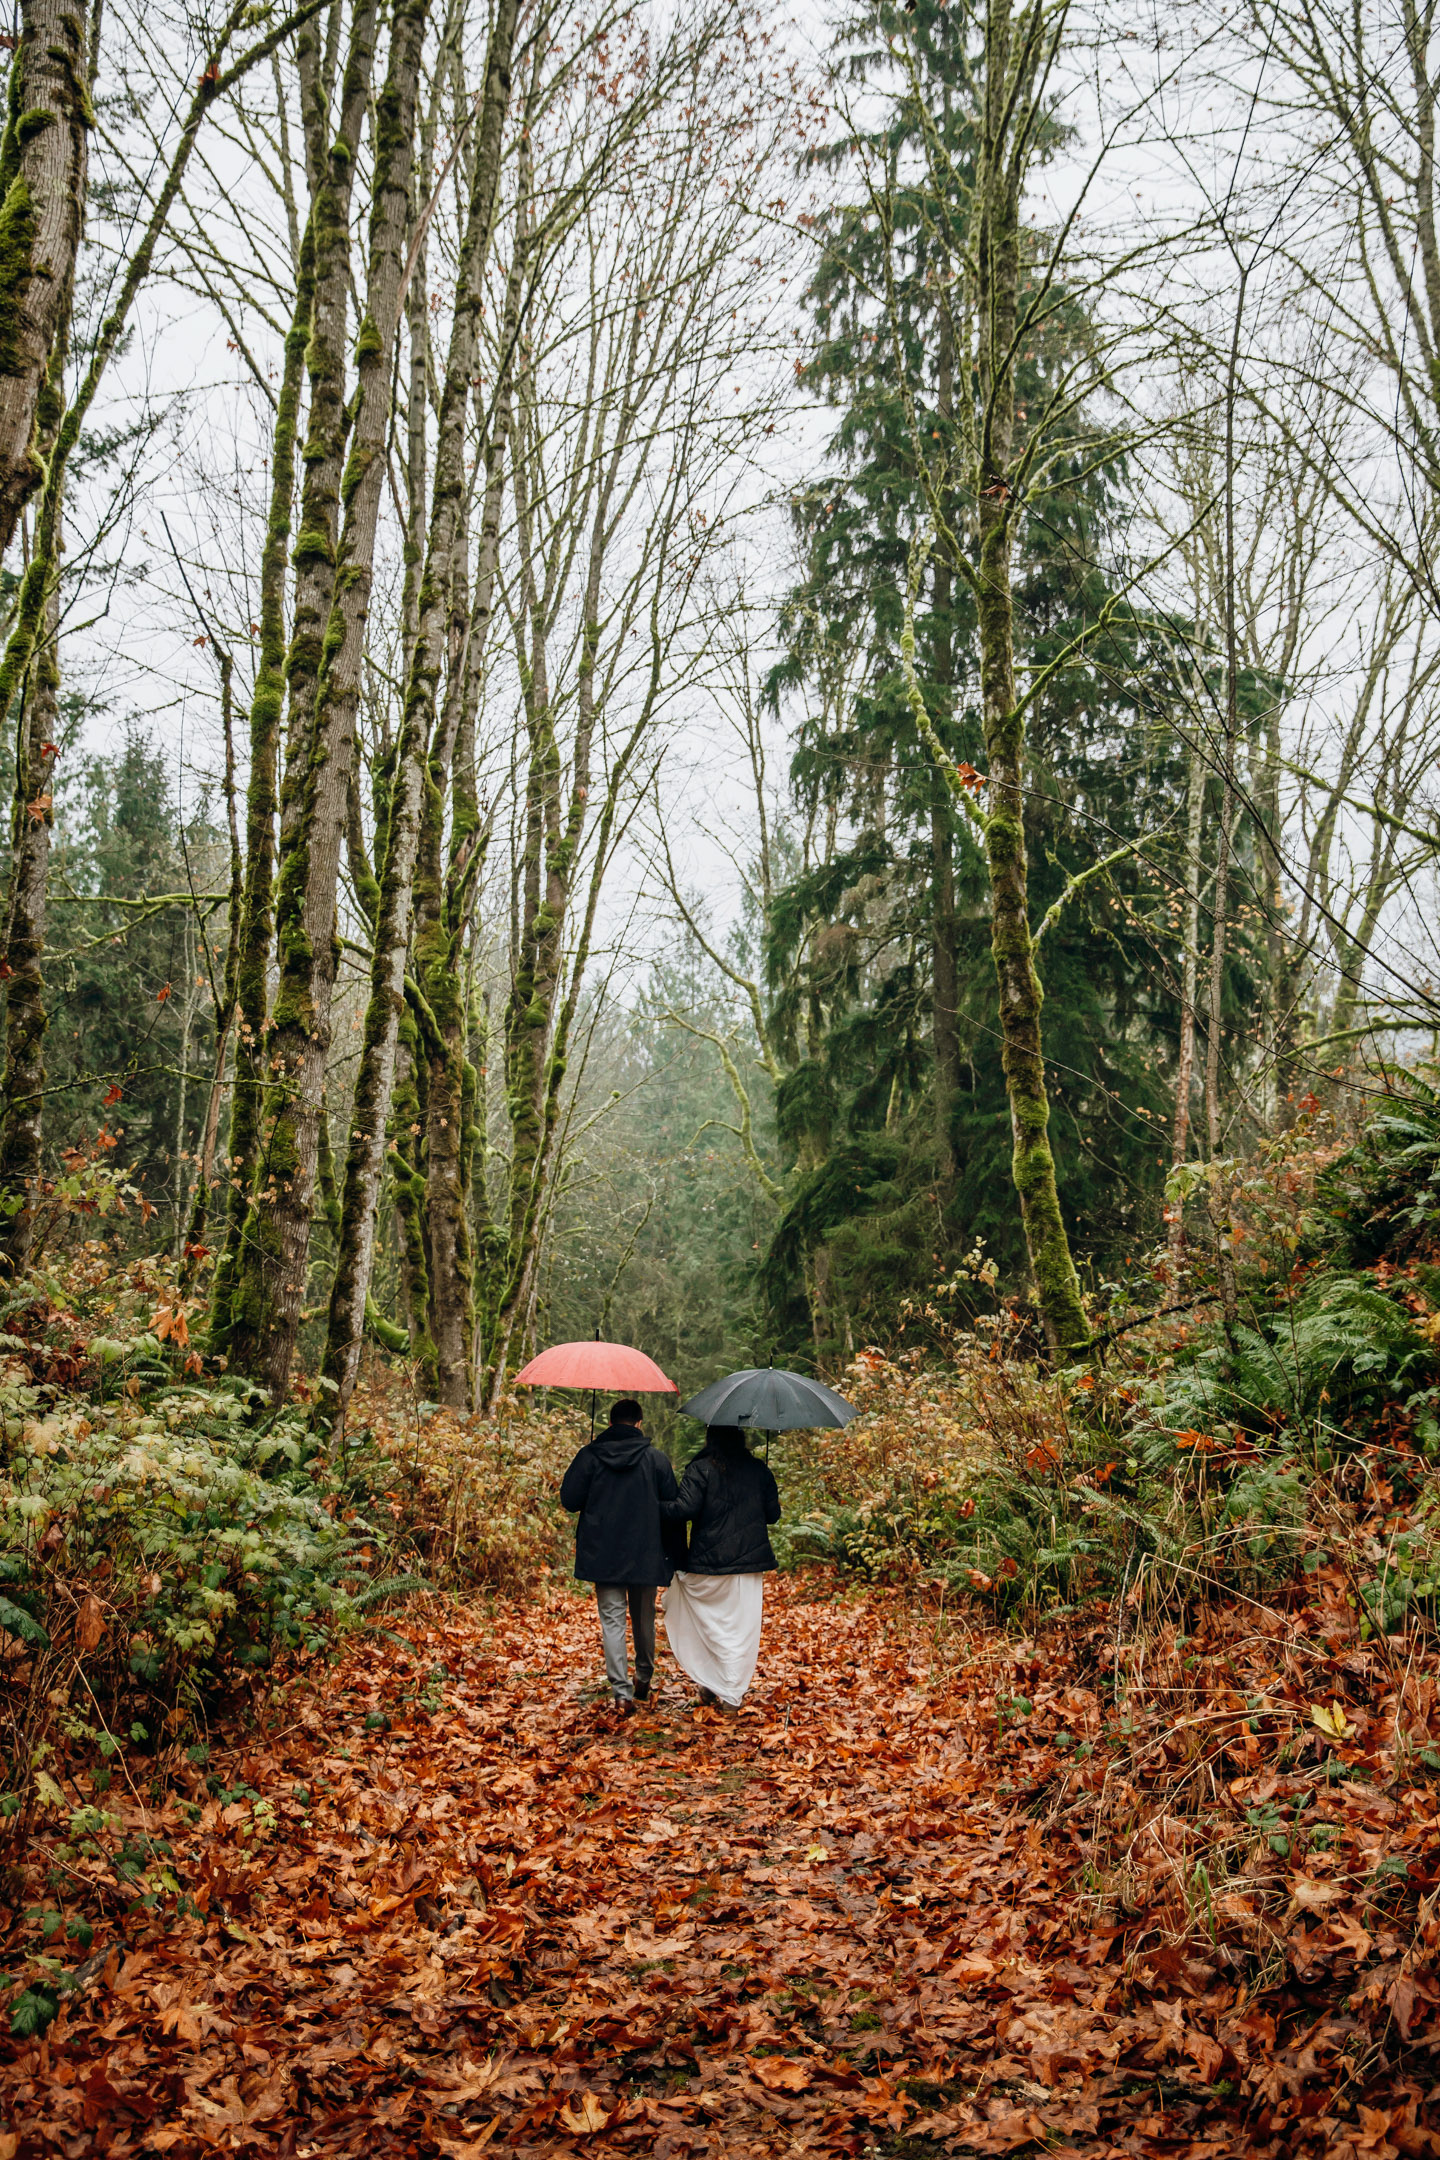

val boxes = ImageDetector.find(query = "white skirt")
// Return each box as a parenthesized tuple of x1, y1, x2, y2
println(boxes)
(661, 1572, 765, 1706)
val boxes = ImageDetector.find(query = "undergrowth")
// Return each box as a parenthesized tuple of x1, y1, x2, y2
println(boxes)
(4, 1064, 1440, 2084)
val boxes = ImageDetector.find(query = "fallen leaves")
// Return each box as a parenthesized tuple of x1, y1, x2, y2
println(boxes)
(1, 1578, 1437, 2156)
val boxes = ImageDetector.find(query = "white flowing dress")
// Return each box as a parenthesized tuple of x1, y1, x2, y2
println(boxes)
(662, 1572, 765, 1706)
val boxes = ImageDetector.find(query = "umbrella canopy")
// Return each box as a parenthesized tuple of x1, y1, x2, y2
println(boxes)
(514, 1340, 676, 1393)
(679, 1366, 857, 1431)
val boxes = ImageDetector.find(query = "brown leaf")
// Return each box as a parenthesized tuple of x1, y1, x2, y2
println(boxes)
(76, 1591, 106, 1651)
(434, 2128, 500, 2159)
(1290, 1874, 1342, 1910)
(557, 2092, 616, 2133)
(752, 2056, 814, 2092)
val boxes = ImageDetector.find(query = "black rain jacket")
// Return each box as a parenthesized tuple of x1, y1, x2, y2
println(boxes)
(660, 1444, 781, 1574)
(560, 1422, 680, 1586)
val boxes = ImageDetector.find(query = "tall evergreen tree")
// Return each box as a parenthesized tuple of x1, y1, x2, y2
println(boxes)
(759, 0, 1199, 1355)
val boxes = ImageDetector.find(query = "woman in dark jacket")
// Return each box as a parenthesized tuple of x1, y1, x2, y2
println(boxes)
(659, 1426, 781, 1706)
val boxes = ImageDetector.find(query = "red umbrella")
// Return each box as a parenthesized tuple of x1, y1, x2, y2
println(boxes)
(515, 1338, 675, 1440)
(514, 1340, 676, 1392)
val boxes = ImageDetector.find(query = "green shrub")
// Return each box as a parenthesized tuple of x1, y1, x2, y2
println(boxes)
(0, 1357, 402, 1860)
(1316, 1070, 1440, 1270)
(1152, 1270, 1437, 1445)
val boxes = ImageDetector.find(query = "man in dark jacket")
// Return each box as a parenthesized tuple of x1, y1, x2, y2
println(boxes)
(560, 1398, 678, 1712)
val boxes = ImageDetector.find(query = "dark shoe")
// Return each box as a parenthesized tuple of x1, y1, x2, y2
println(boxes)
(634, 1681, 652, 1702)
(613, 1693, 637, 1716)
(698, 1687, 717, 1707)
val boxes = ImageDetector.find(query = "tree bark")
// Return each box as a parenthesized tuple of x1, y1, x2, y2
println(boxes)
(1168, 729, 1205, 1259)
(0, 567, 59, 1268)
(230, 0, 426, 1393)
(418, 256, 517, 1406)
(1206, 262, 1248, 1332)
(209, 204, 317, 1347)
(389, 1010, 436, 1379)
(276, 0, 377, 810)
(930, 317, 960, 1183)
(181, 642, 241, 1276)
(322, 0, 520, 1418)
(971, 0, 1088, 1356)
(0, 0, 89, 556)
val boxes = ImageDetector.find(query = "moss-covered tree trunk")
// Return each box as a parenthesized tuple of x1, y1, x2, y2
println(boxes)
(322, 0, 520, 1417)
(0, 0, 89, 556)
(929, 317, 961, 1186)
(399, 0, 461, 677)
(930, 549, 960, 1189)
(0, 0, 87, 1266)
(970, 0, 1088, 1356)
(1168, 731, 1206, 1258)
(388, 1010, 436, 1373)
(417, 253, 518, 1406)
(208, 204, 318, 1345)
(481, 378, 651, 1404)
(480, 368, 568, 1401)
(180, 641, 242, 1275)
(230, 0, 426, 1393)
(0, 563, 60, 1268)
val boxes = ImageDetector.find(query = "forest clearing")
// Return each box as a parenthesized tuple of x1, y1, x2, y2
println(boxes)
(0, 0, 1439, 2147)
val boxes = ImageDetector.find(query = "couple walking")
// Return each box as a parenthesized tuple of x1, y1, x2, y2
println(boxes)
(560, 1397, 781, 1711)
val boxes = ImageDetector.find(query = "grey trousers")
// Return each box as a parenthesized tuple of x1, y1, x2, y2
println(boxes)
(594, 1583, 656, 1700)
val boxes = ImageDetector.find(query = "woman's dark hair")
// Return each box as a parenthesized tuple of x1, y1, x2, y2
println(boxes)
(611, 1398, 643, 1424)
(703, 1424, 749, 1455)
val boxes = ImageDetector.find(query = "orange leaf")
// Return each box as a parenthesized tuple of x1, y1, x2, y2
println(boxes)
(752, 2056, 813, 2092)
(76, 1592, 105, 1652)
(157, 982, 172, 1002)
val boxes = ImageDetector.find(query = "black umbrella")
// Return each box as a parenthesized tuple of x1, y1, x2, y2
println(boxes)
(679, 1366, 858, 1431)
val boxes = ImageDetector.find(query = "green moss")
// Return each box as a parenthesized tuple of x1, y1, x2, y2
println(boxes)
(292, 523, 334, 568)
(0, 173, 37, 377)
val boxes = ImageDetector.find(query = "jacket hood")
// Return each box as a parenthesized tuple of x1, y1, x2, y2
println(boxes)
(591, 1423, 650, 1470)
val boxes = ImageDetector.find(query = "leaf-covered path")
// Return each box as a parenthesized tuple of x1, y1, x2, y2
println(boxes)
(4, 1581, 1435, 2157)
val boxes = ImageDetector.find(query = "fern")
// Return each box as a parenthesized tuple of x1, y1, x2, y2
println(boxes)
(1156, 1270, 1434, 1440)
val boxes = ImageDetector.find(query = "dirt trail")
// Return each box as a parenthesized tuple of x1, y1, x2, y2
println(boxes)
(0, 1581, 1420, 2156)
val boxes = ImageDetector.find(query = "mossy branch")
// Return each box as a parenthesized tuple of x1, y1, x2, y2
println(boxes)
(1031, 835, 1149, 950)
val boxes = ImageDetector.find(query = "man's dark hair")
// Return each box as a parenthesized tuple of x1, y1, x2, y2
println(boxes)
(612, 1398, 643, 1425)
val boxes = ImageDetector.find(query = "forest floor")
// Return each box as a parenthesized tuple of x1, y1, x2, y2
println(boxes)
(2, 1577, 1435, 2159)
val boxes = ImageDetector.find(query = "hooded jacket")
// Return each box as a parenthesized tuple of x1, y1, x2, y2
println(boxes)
(560, 1422, 680, 1586)
(660, 1438, 781, 1574)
